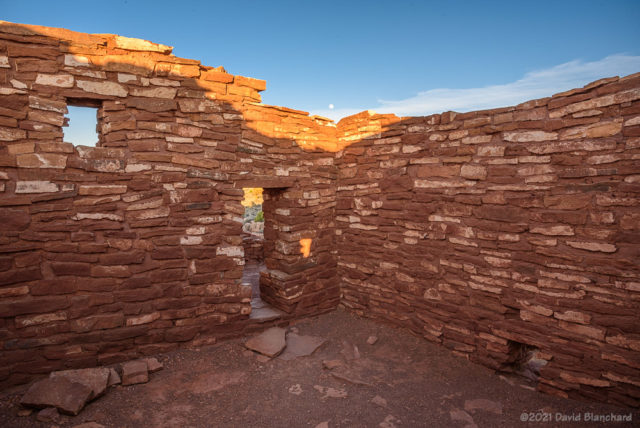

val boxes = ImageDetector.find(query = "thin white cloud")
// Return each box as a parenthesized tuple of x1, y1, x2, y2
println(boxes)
(310, 54, 640, 121)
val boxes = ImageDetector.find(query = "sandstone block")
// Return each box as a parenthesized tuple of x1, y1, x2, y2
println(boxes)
(503, 130, 557, 142)
(566, 241, 616, 253)
(77, 80, 127, 97)
(0, 127, 27, 141)
(7, 142, 34, 154)
(130, 87, 177, 99)
(126, 312, 160, 326)
(35, 73, 74, 88)
(245, 327, 286, 358)
(113, 35, 172, 53)
(21, 377, 92, 415)
(64, 54, 90, 67)
(121, 360, 148, 386)
(145, 358, 164, 373)
(530, 225, 574, 236)
(16, 153, 67, 169)
(49, 368, 110, 400)
(460, 164, 487, 180)
(79, 185, 127, 195)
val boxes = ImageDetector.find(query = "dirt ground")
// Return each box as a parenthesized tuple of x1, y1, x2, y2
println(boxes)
(0, 307, 637, 428)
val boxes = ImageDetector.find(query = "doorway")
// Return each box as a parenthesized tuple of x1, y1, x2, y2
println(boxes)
(241, 187, 282, 322)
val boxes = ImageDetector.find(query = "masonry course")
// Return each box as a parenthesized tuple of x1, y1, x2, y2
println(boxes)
(0, 21, 638, 407)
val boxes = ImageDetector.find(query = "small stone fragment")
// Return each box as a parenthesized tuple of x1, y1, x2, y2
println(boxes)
(372, 395, 387, 407)
(322, 359, 343, 370)
(366, 336, 379, 345)
(37, 407, 59, 422)
(145, 357, 163, 373)
(315, 422, 329, 428)
(245, 327, 286, 358)
(121, 360, 149, 386)
(17, 409, 33, 417)
(107, 368, 121, 387)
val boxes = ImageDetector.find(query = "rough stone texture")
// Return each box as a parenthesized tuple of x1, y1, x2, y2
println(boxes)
(121, 360, 149, 386)
(20, 377, 93, 415)
(245, 327, 287, 357)
(335, 76, 640, 407)
(145, 357, 163, 373)
(36, 407, 59, 422)
(107, 368, 121, 387)
(278, 333, 326, 360)
(0, 21, 339, 390)
(0, 20, 638, 407)
(49, 368, 110, 400)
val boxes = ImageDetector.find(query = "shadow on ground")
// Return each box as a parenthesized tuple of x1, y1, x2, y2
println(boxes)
(1, 308, 638, 428)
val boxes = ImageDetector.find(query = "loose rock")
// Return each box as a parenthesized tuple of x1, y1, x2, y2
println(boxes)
(121, 360, 149, 386)
(245, 327, 286, 358)
(37, 407, 59, 422)
(50, 367, 110, 400)
(21, 377, 93, 415)
(278, 333, 326, 360)
(107, 368, 121, 387)
(145, 357, 164, 373)
(372, 395, 387, 407)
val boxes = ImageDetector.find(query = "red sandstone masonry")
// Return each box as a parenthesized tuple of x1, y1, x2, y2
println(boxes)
(0, 21, 339, 387)
(0, 21, 639, 407)
(334, 76, 640, 407)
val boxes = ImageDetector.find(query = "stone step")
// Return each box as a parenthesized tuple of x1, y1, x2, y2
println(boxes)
(249, 305, 284, 323)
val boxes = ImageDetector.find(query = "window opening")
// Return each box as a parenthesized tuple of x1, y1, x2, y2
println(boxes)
(64, 104, 99, 147)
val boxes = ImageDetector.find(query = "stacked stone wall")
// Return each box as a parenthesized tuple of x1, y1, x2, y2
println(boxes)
(335, 75, 640, 406)
(1, 21, 638, 406)
(0, 21, 339, 387)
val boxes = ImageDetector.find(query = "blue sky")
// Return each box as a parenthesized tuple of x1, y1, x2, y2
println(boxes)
(4, 0, 640, 124)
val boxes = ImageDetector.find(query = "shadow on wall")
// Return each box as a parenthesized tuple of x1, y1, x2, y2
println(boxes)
(1, 21, 640, 406)
(0, 21, 347, 386)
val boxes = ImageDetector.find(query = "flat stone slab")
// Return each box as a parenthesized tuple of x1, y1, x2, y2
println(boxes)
(121, 360, 149, 386)
(21, 377, 93, 415)
(245, 327, 286, 357)
(249, 305, 284, 323)
(278, 333, 326, 360)
(50, 367, 110, 400)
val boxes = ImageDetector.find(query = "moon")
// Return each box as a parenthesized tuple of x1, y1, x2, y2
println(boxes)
(328, 104, 334, 109)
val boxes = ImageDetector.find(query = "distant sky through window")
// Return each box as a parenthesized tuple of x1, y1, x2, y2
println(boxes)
(65, 106, 98, 147)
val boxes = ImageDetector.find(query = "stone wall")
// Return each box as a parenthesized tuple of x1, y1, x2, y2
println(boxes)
(1, 20, 638, 407)
(335, 75, 640, 406)
(0, 21, 339, 387)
